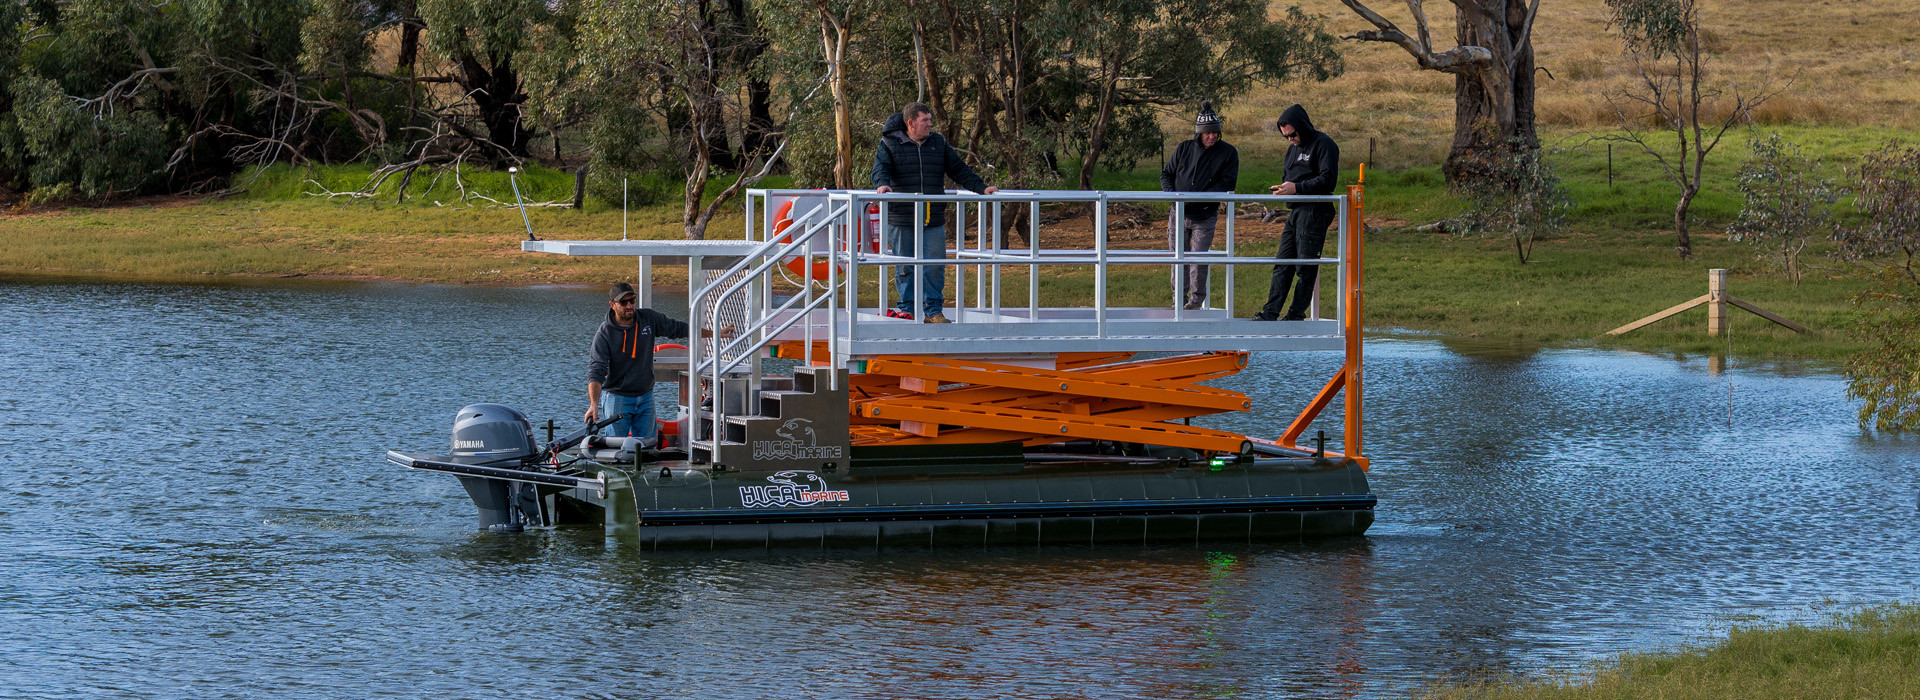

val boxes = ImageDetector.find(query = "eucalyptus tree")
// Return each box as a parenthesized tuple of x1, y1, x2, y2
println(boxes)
(1335, 0, 1542, 181)
(1840, 142, 1920, 433)
(570, 0, 799, 239)
(1040, 0, 1341, 188)
(5, 0, 314, 196)
(1728, 134, 1837, 285)
(418, 0, 562, 163)
(1601, 0, 1777, 259)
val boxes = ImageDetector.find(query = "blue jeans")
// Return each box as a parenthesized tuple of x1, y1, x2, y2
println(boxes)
(887, 223, 946, 315)
(600, 391, 656, 439)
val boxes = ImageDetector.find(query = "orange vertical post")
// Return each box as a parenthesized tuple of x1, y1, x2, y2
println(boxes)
(1343, 172, 1365, 468)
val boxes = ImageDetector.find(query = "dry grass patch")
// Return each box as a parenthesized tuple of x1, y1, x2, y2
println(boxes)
(1195, 0, 1919, 161)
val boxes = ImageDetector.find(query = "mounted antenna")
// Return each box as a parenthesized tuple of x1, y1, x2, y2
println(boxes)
(623, 177, 629, 241)
(508, 166, 537, 241)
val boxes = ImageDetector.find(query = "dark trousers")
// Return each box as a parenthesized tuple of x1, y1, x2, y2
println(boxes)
(1260, 205, 1334, 320)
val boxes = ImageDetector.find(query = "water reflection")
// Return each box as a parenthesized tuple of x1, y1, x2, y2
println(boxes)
(1, 279, 1917, 698)
(1434, 334, 1543, 362)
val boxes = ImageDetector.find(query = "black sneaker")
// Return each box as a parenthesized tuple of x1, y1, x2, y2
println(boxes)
(1281, 314, 1307, 322)
(1250, 314, 1276, 321)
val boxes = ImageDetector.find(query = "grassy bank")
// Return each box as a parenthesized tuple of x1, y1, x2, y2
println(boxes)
(0, 125, 1890, 361)
(0, 191, 1868, 361)
(1418, 603, 1920, 699)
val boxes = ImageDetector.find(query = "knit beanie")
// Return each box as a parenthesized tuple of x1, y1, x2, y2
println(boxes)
(1194, 100, 1222, 134)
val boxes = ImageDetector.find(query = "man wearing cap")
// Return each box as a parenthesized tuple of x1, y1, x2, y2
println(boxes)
(1255, 104, 1340, 322)
(1161, 100, 1239, 310)
(585, 282, 689, 440)
(872, 101, 999, 324)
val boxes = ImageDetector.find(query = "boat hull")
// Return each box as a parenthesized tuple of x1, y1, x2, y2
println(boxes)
(548, 455, 1374, 549)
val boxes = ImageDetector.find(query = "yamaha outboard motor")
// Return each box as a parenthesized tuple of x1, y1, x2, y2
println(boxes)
(450, 404, 540, 531)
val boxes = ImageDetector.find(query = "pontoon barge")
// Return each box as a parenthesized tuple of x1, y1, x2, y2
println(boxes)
(388, 180, 1374, 548)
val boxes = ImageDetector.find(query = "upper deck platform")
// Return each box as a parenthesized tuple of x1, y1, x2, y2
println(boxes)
(521, 187, 1364, 366)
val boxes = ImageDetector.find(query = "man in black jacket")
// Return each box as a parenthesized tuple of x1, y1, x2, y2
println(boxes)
(1255, 104, 1340, 322)
(1161, 100, 1239, 310)
(872, 102, 998, 324)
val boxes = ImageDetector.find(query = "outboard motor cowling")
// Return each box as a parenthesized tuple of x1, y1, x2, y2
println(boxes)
(450, 404, 539, 532)
(451, 404, 538, 464)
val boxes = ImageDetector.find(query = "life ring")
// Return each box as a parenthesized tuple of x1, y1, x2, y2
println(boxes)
(654, 343, 687, 351)
(770, 199, 879, 281)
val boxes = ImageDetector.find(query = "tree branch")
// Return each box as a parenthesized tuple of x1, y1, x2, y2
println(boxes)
(1340, 0, 1494, 74)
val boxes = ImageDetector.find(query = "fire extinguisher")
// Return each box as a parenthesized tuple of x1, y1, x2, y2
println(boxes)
(865, 202, 882, 253)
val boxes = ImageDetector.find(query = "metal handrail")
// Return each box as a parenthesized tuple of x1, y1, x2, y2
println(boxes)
(710, 187, 1356, 458)
(819, 189, 1349, 332)
(689, 200, 848, 451)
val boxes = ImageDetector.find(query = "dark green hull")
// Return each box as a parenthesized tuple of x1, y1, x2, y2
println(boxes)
(548, 450, 1374, 549)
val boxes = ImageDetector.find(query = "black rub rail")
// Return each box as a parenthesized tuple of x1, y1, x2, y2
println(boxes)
(636, 494, 1377, 527)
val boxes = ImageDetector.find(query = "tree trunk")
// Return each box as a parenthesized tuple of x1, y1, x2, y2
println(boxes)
(1444, 2, 1537, 182)
(1674, 186, 1696, 258)
(456, 52, 531, 163)
(745, 79, 777, 160)
(398, 27, 421, 75)
(684, 153, 711, 239)
(1076, 56, 1121, 190)
(821, 13, 853, 188)
(701, 103, 736, 171)
(1001, 6, 1027, 185)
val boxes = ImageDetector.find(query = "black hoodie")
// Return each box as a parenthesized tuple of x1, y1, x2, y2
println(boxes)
(1278, 104, 1340, 211)
(587, 307, 688, 396)
(870, 112, 991, 227)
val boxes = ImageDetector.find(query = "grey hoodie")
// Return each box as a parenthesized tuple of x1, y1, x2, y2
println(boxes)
(587, 307, 688, 396)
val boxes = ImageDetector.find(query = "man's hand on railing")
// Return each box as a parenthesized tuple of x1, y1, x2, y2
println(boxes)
(875, 185, 891, 194)
(699, 324, 737, 339)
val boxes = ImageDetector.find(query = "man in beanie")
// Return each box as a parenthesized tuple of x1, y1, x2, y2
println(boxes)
(1254, 103, 1340, 322)
(1160, 100, 1239, 310)
(585, 282, 689, 440)
(872, 102, 999, 324)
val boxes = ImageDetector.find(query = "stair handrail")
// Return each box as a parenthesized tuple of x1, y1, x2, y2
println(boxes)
(688, 200, 848, 452)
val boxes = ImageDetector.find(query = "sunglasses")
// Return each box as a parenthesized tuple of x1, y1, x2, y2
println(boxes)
(615, 298, 637, 306)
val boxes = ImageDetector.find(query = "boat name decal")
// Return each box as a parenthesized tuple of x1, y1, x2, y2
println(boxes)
(752, 418, 845, 461)
(740, 470, 850, 508)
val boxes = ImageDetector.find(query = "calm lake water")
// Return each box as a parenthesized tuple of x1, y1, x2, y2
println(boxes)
(2, 277, 1916, 698)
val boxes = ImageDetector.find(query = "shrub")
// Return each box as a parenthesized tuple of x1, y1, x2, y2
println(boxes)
(1728, 134, 1839, 285)
(1838, 141, 1920, 431)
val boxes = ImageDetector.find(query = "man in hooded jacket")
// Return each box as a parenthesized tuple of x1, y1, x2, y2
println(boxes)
(586, 282, 688, 440)
(1255, 104, 1340, 322)
(1161, 100, 1239, 310)
(871, 102, 998, 323)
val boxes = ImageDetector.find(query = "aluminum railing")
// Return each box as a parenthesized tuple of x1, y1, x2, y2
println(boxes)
(686, 188, 1355, 458)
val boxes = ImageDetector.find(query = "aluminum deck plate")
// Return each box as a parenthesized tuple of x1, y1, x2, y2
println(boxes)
(763, 307, 1344, 354)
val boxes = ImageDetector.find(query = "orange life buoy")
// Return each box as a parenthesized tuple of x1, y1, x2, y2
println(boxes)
(770, 199, 878, 281)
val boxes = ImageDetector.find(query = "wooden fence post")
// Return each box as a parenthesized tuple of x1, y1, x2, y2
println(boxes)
(573, 166, 589, 210)
(1707, 269, 1727, 336)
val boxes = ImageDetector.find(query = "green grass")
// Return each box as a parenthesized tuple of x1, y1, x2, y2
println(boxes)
(1418, 603, 1920, 699)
